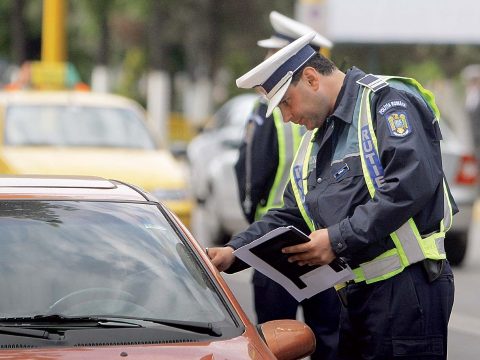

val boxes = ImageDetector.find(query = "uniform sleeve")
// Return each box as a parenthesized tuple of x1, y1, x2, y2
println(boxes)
(234, 103, 279, 223)
(329, 86, 444, 256)
(226, 181, 309, 273)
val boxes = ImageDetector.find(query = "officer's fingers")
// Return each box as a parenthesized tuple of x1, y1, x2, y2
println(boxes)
(210, 247, 234, 272)
(290, 256, 319, 266)
(286, 251, 314, 264)
(288, 249, 332, 266)
(297, 260, 318, 266)
(282, 243, 309, 254)
(211, 256, 228, 272)
(209, 249, 224, 264)
(207, 247, 222, 265)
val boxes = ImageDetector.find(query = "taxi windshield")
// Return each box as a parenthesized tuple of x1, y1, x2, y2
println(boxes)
(0, 201, 231, 326)
(4, 105, 156, 149)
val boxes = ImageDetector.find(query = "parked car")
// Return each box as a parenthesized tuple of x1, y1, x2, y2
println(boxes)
(440, 119, 478, 265)
(187, 94, 257, 244)
(0, 175, 315, 359)
(0, 90, 193, 226)
(187, 93, 477, 264)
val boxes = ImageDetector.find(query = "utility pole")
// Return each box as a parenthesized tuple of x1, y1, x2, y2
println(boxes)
(9, 0, 83, 90)
(41, 0, 66, 62)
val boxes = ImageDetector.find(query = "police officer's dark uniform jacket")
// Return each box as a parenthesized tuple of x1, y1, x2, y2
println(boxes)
(227, 67, 458, 272)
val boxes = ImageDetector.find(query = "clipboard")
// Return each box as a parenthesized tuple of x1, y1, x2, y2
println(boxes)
(233, 226, 354, 301)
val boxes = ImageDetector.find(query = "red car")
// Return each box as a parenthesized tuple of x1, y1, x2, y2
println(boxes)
(0, 175, 315, 359)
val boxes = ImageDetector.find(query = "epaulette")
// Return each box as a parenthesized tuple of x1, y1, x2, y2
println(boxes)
(356, 74, 389, 93)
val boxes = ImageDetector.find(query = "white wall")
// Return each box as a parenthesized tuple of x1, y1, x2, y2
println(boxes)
(297, 0, 480, 44)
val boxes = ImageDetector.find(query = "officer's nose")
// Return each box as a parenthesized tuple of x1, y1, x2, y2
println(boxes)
(279, 105, 292, 123)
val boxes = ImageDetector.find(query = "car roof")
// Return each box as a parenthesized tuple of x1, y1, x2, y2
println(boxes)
(0, 90, 144, 112)
(0, 175, 154, 202)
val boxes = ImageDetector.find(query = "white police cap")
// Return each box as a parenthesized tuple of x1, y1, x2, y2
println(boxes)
(237, 32, 316, 117)
(257, 11, 332, 50)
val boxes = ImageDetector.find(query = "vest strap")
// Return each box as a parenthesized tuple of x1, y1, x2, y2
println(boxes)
(350, 231, 447, 284)
(290, 130, 317, 231)
(354, 248, 405, 283)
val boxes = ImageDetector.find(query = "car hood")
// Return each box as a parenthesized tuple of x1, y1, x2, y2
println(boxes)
(0, 336, 270, 360)
(0, 147, 187, 190)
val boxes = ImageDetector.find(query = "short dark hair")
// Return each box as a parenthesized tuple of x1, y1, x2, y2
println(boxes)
(291, 53, 336, 84)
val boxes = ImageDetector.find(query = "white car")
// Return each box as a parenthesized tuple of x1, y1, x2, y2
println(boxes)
(187, 94, 477, 265)
(440, 119, 478, 265)
(187, 94, 257, 244)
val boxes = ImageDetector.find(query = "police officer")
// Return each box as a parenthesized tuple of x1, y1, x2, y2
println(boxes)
(234, 12, 340, 360)
(208, 33, 457, 360)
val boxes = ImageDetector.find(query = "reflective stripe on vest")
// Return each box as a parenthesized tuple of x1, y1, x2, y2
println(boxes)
(290, 74, 453, 284)
(255, 108, 304, 220)
(290, 129, 317, 231)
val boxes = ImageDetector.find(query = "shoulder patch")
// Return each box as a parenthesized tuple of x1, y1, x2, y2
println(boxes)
(385, 110, 411, 137)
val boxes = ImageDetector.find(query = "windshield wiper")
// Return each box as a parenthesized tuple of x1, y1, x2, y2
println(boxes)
(0, 315, 222, 336)
(112, 316, 222, 337)
(0, 326, 56, 339)
(0, 314, 142, 328)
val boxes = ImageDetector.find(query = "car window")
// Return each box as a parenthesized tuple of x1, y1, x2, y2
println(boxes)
(4, 105, 156, 149)
(211, 94, 258, 130)
(212, 102, 231, 129)
(0, 201, 233, 326)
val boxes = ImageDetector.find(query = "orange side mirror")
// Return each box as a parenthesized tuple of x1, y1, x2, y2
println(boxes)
(259, 319, 316, 360)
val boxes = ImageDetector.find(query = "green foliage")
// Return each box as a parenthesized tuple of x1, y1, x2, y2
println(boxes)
(116, 47, 147, 104)
(0, 1, 12, 59)
(401, 60, 445, 84)
(3, 0, 480, 112)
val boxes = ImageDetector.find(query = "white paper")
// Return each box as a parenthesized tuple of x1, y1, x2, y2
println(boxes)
(233, 226, 355, 301)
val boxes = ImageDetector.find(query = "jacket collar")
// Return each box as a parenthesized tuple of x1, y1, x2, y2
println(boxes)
(330, 66, 366, 124)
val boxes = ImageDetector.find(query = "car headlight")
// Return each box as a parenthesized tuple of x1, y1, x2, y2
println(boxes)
(151, 188, 190, 201)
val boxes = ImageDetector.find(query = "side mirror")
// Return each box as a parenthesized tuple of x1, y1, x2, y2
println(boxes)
(258, 319, 316, 360)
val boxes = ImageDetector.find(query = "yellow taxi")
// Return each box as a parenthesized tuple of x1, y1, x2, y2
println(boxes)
(0, 89, 193, 226)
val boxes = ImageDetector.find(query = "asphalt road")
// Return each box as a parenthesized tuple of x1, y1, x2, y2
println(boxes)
(447, 218, 480, 359)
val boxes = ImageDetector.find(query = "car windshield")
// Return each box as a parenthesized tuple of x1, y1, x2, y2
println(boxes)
(4, 105, 156, 149)
(0, 200, 232, 326)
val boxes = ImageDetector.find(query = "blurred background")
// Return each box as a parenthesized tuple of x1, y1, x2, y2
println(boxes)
(0, 0, 480, 264)
(2, 0, 480, 144)
(1, 0, 480, 356)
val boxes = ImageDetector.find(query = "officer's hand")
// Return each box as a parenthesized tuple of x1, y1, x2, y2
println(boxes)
(206, 246, 235, 272)
(282, 228, 336, 266)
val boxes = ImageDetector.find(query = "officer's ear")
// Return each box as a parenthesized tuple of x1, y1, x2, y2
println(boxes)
(302, 67, 320, 90)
